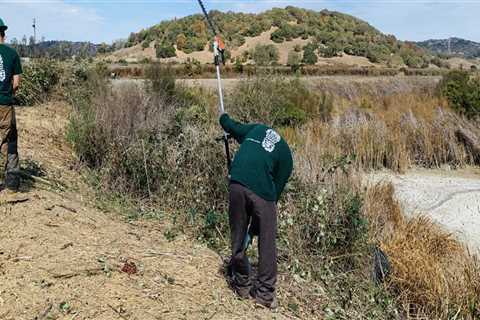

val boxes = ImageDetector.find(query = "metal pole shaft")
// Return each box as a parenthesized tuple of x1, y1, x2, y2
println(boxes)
(216, 65, 225, 114)
(216, 64, 231, 168)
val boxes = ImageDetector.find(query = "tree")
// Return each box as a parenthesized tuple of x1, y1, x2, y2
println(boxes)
(10, 38, 18, 47)
(252, 44, 279, 66)
(97, 43, 110, 54)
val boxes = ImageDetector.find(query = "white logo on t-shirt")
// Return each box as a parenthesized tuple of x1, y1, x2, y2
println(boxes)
(262, 129, 281, 153)
(0, 55, 5, 82)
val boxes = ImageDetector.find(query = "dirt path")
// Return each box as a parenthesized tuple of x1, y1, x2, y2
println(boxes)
(0, 103, 288, 319)
(370, 169, 480, 253)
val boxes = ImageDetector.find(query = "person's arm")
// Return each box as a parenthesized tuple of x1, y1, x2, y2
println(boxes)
(273, 148, 293, 202)
(219, 113, 256, 143)
(13, 75, 21, 93)
(13, 53, 22, 93)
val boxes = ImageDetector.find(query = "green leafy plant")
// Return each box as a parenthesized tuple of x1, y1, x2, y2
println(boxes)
(252, 44, 279, 66)
(438, 70, 480, 118)
(15, 59, 61, 105)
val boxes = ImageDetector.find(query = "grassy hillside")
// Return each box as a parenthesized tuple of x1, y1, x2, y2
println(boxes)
(123, 6, 431, 67)
(417, 37, 480, 58)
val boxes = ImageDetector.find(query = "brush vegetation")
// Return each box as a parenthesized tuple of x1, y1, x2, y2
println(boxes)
(58, 61, 480, 318)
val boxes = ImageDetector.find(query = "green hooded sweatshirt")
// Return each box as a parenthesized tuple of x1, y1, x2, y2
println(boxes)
(0, 44, 22, 105)
(220, 114, 293, 202)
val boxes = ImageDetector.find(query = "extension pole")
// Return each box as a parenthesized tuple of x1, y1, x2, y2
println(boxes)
(197, 0, 231, 169)
(215, 65, 225, 115)
(214, 37, 231, 169)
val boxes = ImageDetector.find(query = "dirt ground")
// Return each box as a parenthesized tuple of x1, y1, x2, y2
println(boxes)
(0, 103, 290, 319)
(369, 168, 480, 253)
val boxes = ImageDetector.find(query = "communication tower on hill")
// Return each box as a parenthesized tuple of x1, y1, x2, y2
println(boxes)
(32, 18, 36, 44)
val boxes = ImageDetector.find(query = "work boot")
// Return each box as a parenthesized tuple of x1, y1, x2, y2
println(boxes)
(233, 285, 252, 300)
(250, 287, 278, 309)
(254, 296, 278, 310)
(4, 172, 19, 192)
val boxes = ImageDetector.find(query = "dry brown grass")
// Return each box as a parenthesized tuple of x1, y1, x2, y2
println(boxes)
(291, 93, 480, 176)
(364, 183, 480, 319)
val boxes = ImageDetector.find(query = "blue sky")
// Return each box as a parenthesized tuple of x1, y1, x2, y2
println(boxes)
(1, 0, 479, 43)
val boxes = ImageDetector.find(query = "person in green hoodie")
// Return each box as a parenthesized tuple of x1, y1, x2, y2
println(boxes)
(0, 18, 22, 191)
(220, 113, 293, 309)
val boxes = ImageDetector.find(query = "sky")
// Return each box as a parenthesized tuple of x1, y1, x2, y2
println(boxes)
(0, 0, 479, 44)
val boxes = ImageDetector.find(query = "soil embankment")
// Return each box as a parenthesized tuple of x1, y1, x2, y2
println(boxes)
(0, 103, 287, 319)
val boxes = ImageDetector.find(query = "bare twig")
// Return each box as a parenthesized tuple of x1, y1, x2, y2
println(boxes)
(143, 250, 188, 259)
(107, 304, 129, 320)
(12, 256, 33, 262)
(61, 242, 74, 250)
(0, 197, 29, 206)
(58, 204, 78, 213)
(52, 267, 104, 279)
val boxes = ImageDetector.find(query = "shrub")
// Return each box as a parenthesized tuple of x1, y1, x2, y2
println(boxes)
(302, 43, 318, 65)
(234, 57, 244, 73)
(226, 77, 332, 127)
(183, 58, 203, 77)
(15, 59, 61, 105)
(287, 51, 301, 71)
(156, 43, 176, 58)
(438, 70, 480, 119)
(144, 63, 176, 100)
(270, 23, 305, 43)
(141, 40, 151, 49)
(252, 44, 279, 66)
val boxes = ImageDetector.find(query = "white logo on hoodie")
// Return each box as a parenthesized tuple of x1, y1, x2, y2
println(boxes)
(262, 129, 281, 153)
(0, 55, 5, 82)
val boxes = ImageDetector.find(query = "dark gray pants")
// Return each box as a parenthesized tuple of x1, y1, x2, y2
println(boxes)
(229, 182, 277, 304)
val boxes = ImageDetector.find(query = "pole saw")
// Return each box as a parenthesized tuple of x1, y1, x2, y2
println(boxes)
(197, 1, 254, 261)
(197, 0, 231, 169)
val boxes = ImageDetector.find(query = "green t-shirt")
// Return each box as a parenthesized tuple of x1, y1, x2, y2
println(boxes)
(220, 114, 293, 202)
(0, 44, 22, 105)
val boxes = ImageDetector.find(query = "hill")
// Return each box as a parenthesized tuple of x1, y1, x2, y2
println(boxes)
(106, 6, 431, 68)
(11, 40, 102, 59)
(416, 37, 480, 58)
